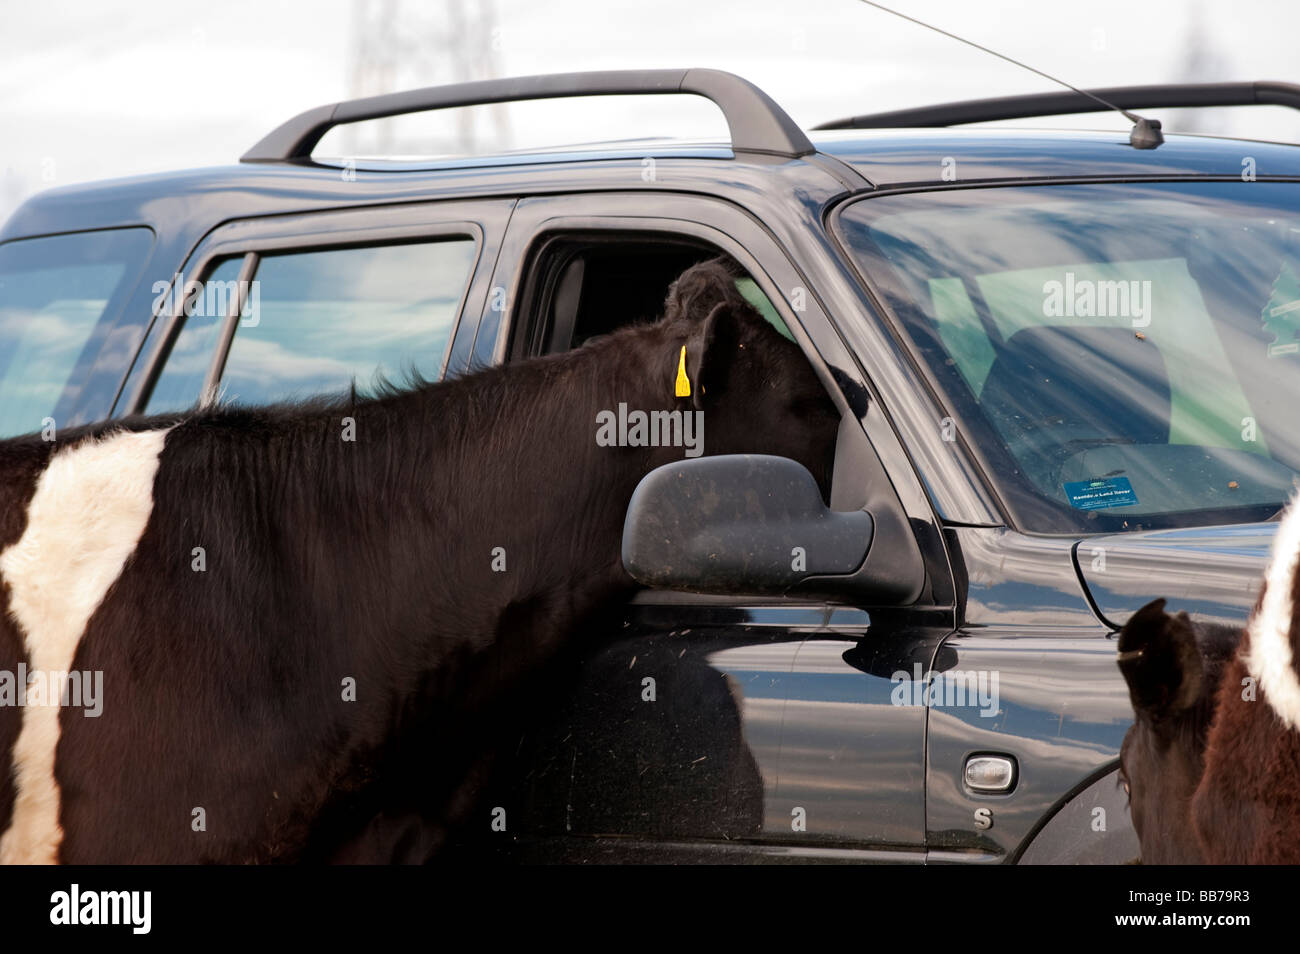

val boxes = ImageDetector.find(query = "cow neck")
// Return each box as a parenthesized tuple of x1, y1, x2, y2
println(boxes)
(447, 325, 688, 608)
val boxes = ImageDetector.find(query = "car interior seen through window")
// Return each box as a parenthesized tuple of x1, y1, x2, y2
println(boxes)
(838, 180, 1300, 533)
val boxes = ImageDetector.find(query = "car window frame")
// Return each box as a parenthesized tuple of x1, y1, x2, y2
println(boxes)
(480, 190, 946, 611)
(474, 193, 950, 860)
(116, 199, 513, 417)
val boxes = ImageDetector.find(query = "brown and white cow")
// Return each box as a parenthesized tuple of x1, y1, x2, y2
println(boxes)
(1118, 496, 1300, 863)
(0, 259, 841, 863)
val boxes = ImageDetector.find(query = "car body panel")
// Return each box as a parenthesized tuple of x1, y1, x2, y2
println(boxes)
(926, 526, 1138, 861)
(925, 625, 1134, 859)
(485, 599, 950, 859)
(810, 128, 1300, 187)
(1075, 522, 1273, 627)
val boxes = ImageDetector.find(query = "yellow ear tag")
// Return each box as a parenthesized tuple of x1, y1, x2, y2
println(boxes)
(674, 345, 692, 397)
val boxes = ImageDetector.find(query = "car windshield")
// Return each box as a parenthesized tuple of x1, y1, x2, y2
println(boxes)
(837, 181, 1300, 534)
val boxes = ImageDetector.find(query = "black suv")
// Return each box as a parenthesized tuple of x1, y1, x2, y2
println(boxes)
(4, 70, 1300, 863)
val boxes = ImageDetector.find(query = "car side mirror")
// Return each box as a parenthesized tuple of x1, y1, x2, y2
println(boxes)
(621, 454, 873, 593)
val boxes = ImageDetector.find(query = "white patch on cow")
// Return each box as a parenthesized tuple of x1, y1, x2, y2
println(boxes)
(1243, 491, 1300, 732)
(0, 427, 169, 864)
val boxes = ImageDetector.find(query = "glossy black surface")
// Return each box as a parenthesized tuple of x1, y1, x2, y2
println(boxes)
(925, 527, 1136, 860)
(1076, 522, 1273, 627)
(477, 519, 1242, 862)
(478, 599, 948, 855)
(810, 128, 1300, 187)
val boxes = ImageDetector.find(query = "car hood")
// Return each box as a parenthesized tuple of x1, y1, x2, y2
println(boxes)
(1075, 521, 1277, 628)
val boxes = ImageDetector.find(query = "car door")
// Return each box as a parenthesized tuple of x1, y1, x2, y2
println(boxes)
(113, 199, 513, 416)
(467, 192, 953, 861)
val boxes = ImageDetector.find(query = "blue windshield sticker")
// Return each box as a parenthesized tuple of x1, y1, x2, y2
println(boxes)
(1064, 476, 1139, 511)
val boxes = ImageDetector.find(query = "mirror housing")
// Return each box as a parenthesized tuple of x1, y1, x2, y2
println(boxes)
(621, 454, 873, 593)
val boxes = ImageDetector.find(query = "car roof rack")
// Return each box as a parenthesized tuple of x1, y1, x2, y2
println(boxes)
(814, 81, 1300, 131)
(241, 68, 815, 163)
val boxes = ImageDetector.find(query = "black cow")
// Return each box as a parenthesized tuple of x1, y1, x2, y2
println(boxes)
(0, 258, 840, 863)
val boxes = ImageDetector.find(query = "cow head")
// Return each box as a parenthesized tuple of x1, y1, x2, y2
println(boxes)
(658, 259, 841, 498)
(1116, 599, 1239, 863)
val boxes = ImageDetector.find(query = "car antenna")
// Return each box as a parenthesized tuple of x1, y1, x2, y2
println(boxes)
(854, 0, 1165, 149)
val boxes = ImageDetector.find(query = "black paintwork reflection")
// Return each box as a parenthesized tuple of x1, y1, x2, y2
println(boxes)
(477, 519, 1154, 862)
(930, 526, 1139, 860)
(772, 637, 928, 844)
(925, 629, 1135, 857)
(1017, 768, 1139, 864)
(930, 521, 1269, 860)
(480, 603, 951, 857)
(1076, 522, 1271, 626)
(951, 526, 1101, 627)
(535, 632, 769, 840)
(489, 625, 789, 844)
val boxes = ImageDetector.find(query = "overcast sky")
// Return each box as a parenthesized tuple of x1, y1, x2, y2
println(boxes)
(2, 0, 1299, 223)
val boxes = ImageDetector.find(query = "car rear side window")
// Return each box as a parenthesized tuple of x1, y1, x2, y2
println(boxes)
(145, 257, 246, 414)
(220, 239, 474, 405)
(145, 237, 476, 412)
(0, 227, 152, 438)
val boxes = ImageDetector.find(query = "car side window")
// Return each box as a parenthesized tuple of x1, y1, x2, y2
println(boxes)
(222, 240, 474, 405)
(145, 257, 246, 414)
(0, 227, 153, 438)
(146, 238, 475, 411)
(507, 236, 792, 361)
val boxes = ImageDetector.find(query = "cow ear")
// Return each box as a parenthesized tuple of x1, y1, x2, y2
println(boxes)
(1118, 598, 1204, 724)
(683, 301, 746, 411)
